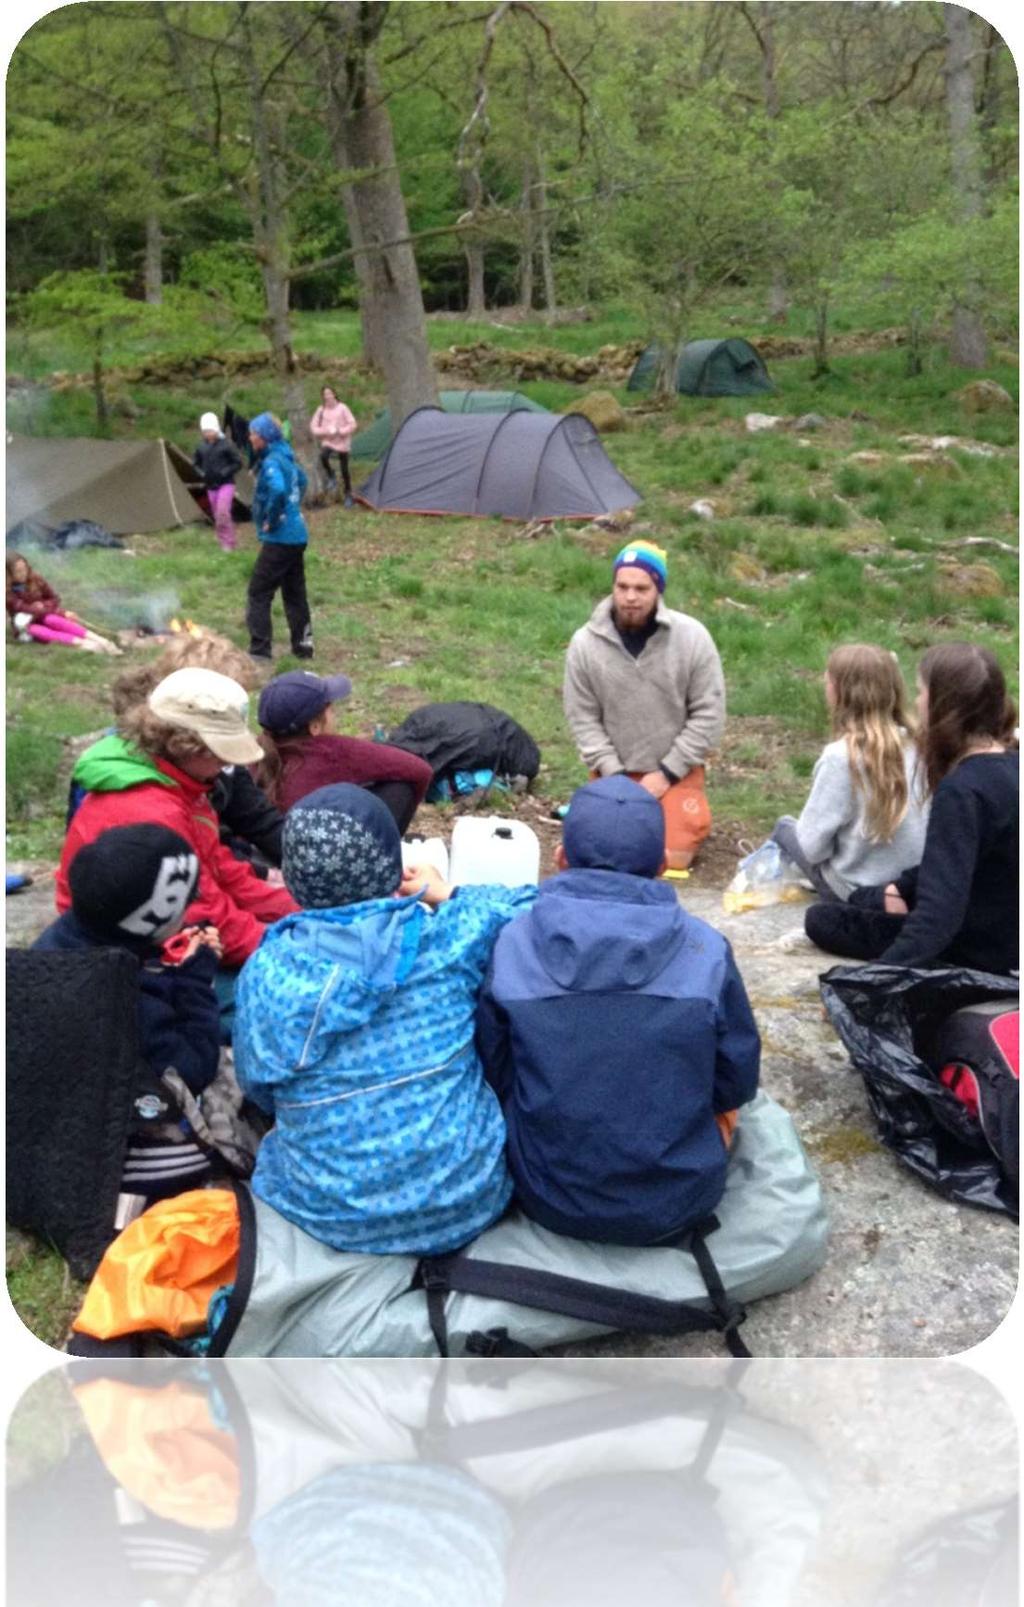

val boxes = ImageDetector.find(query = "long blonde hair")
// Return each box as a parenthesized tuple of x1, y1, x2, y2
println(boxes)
(827, 645, 915, 842)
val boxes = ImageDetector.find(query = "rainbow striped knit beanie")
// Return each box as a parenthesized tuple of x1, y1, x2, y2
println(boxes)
(613, 540, 668, 593)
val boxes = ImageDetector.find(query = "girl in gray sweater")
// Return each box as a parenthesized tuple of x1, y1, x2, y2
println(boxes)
(772, 645, 928, 900)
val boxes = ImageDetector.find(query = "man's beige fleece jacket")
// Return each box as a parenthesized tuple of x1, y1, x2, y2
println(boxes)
(563, 596, 726, 778)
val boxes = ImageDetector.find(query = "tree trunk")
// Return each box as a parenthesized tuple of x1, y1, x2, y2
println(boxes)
(753, 3, 789, 322)
(944, 3, 988, 368)
(461, 161, 487, 317)
(535, 157, 556, 316)
(768, 267, 788, 323)
(327, 30, 437, 427)
(339, 182, 386, 367)
(518, 161, 535, 314)
(906, 307, 924, 376)
(465, 241, 487, 317)
(812, 294, 830, 378)
(92, 339, 108, 432)
(144, 211, 163, 305)
(239, 11, 309, 454)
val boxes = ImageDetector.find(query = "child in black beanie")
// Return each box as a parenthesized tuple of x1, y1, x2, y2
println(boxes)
(34, 824, 222, 1096)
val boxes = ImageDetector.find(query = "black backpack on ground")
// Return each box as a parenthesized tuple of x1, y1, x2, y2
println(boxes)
(387, 701, 541, 788)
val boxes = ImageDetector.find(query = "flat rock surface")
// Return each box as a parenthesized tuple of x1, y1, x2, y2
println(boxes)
(7, 869, 1017, 1357)
(566, 887, 1018, 1358)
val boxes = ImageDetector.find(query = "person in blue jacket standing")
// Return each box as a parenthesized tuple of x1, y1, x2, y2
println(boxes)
(476, 775, 761, 1246)
(246, 412, 313, 662)
(234, 782, 537, 1256)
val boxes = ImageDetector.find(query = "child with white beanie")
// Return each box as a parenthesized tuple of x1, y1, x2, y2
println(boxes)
(193, 411, 243, 551)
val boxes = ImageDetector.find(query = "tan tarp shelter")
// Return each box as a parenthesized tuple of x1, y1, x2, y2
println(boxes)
(5, 434, 251, 536)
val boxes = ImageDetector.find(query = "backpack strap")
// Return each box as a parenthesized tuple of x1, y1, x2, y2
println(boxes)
(415, 1217, 749, 1358)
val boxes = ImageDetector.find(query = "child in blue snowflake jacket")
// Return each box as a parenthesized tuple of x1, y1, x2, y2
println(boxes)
(234, 783, 536, 1256)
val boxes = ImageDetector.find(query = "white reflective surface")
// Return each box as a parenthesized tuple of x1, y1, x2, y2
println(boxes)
(6, 1360, 1017, 1606)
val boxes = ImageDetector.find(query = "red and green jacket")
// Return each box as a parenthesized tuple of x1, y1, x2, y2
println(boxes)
(57, 735, 297, 966)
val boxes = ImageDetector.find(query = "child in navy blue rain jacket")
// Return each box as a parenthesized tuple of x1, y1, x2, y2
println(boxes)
(34, 823, 222, 1096)
(476, 775, 761, 1246)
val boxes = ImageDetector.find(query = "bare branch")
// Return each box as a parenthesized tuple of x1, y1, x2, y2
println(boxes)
(510, 0, 590, 155)
(384, 6, 495, 66)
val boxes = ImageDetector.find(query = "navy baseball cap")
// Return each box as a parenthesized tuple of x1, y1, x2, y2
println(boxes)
(562, 775, 665, 877)
(257, 669, 353, 736)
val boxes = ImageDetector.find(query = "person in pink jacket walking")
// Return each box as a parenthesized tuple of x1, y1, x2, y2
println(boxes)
(309, 383, 357, 506)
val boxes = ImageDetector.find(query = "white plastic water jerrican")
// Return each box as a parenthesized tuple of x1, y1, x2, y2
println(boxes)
(401, 835, 450, 881)
(449, 816, 541, 887)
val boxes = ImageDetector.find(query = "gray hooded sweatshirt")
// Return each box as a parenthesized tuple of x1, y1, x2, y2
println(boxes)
(563, 596, 726, 778)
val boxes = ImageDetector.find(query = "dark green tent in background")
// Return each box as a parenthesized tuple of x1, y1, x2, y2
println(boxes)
(627, 338, 774, 397)
(351, 389, 547, 461)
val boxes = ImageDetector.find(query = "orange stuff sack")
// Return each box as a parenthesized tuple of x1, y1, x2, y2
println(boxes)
(73, 1377, 241, 1530)
(73, 1188, 240, 1341)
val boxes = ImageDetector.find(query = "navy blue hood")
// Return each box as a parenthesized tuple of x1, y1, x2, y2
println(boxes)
(529, 869, 688, 992)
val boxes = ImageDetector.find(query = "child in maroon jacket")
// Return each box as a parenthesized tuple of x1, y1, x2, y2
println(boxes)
(257, 669, 431, 833)
(6, 552, 120, 654)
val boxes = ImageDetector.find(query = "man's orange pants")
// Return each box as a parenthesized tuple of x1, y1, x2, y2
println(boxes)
(624, 765, 712, 871)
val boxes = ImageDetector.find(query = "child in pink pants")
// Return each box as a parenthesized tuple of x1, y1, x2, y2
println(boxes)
(6, 552, 120, 654)
(193, 412, 243, 552)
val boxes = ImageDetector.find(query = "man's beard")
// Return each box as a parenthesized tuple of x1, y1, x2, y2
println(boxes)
(613, 599, 658, 632)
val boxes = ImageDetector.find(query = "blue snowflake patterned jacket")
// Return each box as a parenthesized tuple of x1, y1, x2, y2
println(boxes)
(234, 883, 537, 1255)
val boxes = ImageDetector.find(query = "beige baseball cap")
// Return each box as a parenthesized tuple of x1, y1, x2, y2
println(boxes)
(148, 668, 263, 765)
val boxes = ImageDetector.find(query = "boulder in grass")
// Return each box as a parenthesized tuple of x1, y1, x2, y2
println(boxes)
(898, 452, 963, 477)
(938, 560, 1005, 599)
(745, 413, 785, 433)
(954, 379, 1014, 414)
(566, 390, 626, 432)
(793, 412, 827, 431)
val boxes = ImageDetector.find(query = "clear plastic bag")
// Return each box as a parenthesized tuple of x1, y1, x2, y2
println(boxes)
(722, 840, 809, 914)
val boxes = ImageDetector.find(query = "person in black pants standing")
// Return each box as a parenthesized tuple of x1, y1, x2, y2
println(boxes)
(804, 642, 1018, 976)
(246, 412, 314, 662)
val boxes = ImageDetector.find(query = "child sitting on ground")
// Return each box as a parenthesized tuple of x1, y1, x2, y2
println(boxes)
(476, 776, 761, 1246)
(6, 551, 121, 655)
(235, 783, 536, 1256)
(804, 641, 1018, 975)
(35, 824, 222, 1096)
(771, 644, 928, 901)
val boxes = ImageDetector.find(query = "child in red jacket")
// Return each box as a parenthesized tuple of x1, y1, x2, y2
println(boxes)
(58, 668, 297, 970)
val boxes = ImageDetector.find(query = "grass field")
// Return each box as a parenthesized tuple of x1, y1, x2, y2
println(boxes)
(5, 307, 1019, 1346)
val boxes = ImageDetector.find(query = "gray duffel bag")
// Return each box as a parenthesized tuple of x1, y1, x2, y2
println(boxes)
(208, 1091, 827, 1358)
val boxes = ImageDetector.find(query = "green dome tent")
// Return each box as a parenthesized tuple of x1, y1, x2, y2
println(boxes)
(627, 338, 773, 397)
(351, 389, 547, 461)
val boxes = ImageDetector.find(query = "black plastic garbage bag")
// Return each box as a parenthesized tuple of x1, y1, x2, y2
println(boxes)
(820, 964, 1018, 1218)
(388, 701, 541, 788)
(876, 1498, 1017, 1607)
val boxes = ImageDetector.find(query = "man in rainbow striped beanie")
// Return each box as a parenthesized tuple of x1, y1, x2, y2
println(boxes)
(563, 538, 726, 868)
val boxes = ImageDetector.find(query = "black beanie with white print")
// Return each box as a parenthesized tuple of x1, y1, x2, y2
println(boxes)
(68, 825, 200, 946)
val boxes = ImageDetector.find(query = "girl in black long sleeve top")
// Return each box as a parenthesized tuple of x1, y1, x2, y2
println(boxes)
(806, 642, 1018, 976)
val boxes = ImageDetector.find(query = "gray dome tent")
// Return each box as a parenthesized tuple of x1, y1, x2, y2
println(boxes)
(352, 389, 547, 462)
(627, 338, 773, 397)
(356, 407, 640, 521)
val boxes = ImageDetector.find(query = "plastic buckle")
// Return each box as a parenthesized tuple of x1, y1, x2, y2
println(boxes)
(464, 1329, 505, 1357)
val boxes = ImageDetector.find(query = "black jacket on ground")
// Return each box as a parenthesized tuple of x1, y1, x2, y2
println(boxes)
(193, 436, 243, 490)
(210, 766, 284, 866)
(33, 913, 222, 1094)
(849, 752, 1018, 975)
